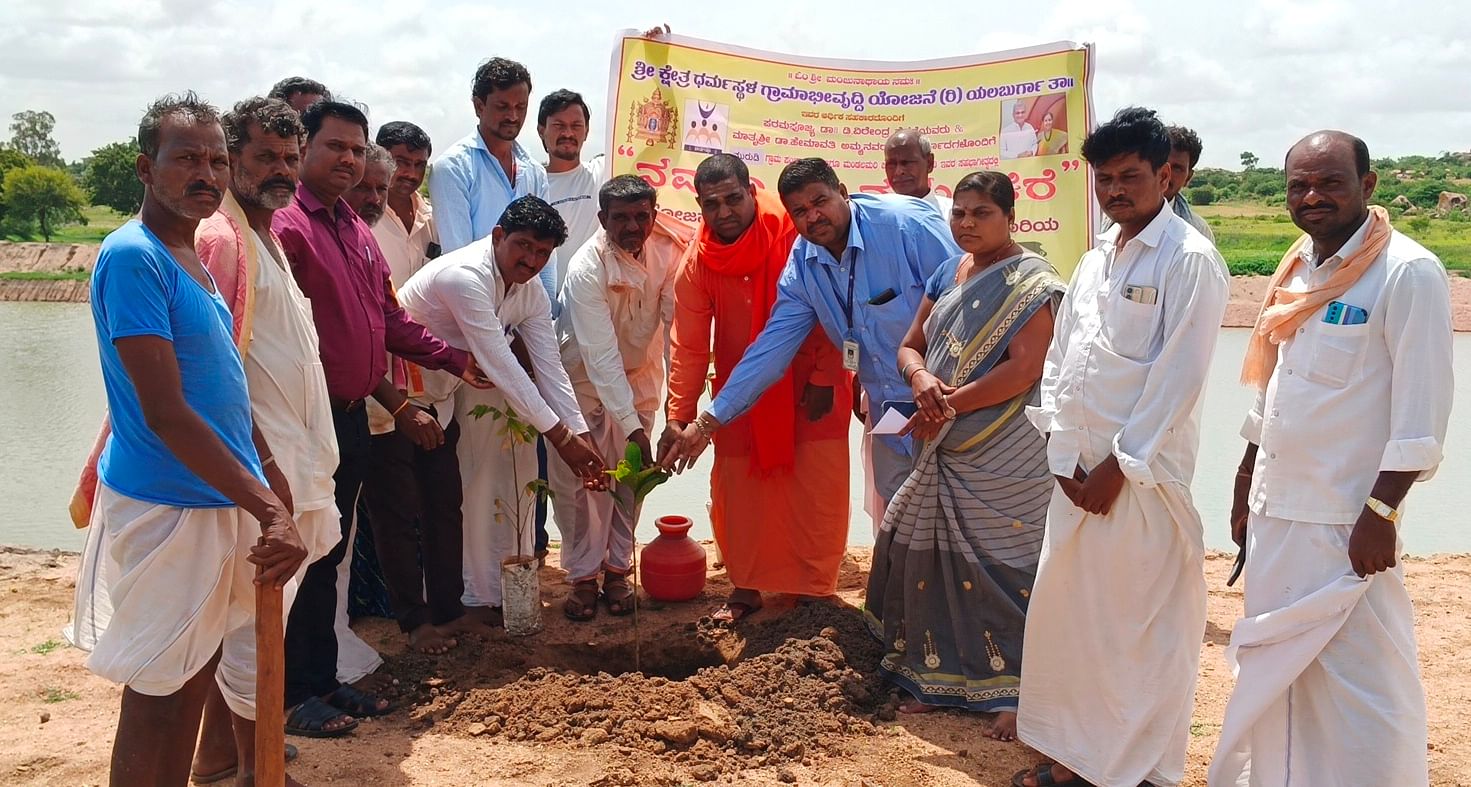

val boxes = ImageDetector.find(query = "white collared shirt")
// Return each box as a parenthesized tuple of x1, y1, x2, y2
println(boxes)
(1028, 203, 1230, 487)
(395, 236, 587, 435)
(1000, 121, 1038, 160)
(1243, 219, 1453, 524)
(372, 191, 437, 289)
(556, 229, 680, 439)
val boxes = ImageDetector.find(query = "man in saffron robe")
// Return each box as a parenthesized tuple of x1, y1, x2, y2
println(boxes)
(659, 154, 851, 621)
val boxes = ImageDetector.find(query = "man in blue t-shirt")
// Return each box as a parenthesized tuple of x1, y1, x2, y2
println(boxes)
(67, 93, 306, 787)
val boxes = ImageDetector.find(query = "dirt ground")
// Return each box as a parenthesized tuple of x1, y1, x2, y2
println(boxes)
(3, 544, 1470, 786)
(1223, 272, 1471, 330)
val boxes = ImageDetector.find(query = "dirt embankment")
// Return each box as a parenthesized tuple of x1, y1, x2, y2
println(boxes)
(0, 243, 99, 303)
(5, 544, 1471, 786)
(1223, 273, 1471, 330)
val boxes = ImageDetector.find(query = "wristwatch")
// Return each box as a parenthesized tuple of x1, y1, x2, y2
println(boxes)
(1366, 496, 1400, 524)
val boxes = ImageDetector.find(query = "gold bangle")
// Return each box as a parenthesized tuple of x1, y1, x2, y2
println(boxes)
(391, 399, 412, 418)
(261, 455, 277, 468)
(554, 426, 574, 447)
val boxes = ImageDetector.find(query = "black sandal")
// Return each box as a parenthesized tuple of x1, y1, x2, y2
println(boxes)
(285, 697, 358, 739)
(324, 683, 394, 717)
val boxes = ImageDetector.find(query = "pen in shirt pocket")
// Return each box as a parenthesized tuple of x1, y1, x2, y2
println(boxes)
(868, 288, 898, 305)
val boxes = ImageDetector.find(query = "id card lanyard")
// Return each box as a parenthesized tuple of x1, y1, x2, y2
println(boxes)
(841, 254, 860, 371)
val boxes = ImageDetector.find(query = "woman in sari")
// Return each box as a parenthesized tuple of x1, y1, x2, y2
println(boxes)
(1035, 111, 1069, 156)
(864, 171, 1063, 741)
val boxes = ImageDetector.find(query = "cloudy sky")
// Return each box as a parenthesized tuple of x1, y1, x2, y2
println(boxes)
(4, 0, 1468, 169)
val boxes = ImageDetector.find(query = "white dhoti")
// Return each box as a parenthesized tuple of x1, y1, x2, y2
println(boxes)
(1208, 515, 1426, 787)
(549, 406, 652, 581)
(457, 384, 538, 607)
(1017, 481, 1207, 787)
(68, 485, 273, 720)
(332, 506, 383, 684)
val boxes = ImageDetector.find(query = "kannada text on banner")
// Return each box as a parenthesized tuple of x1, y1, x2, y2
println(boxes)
(605, 33, 1096, 272)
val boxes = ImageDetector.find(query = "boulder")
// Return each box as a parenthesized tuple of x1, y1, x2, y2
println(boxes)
(1436, 191, 1468, 215)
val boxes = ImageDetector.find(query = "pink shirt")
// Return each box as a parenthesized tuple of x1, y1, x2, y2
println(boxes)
(273, 183, 467, 400)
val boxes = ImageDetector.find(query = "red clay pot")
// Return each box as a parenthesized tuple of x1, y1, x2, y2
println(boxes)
(639, 515, 707, 602)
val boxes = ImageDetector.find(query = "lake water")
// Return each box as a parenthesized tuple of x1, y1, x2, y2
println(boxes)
(2, 302, 1466, 554)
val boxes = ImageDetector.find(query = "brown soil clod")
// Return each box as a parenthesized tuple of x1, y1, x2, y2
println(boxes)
(438, 600, 887, 779)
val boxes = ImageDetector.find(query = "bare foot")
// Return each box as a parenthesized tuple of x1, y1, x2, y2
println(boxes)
(408, 624, 456, 655)
(984, 710, 1017, 741)
(897, 697, 939, 714)
(350, 670, 397, 695)
(440, 613, 497, 639)
(1016, 762, 1079, 786)
(462, 605, 504, 628)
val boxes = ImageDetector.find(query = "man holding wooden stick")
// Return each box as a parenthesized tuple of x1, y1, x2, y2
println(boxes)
(67, 93, 307, 786)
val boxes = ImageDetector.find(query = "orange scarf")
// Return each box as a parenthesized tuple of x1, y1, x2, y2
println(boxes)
(1240, 206, 1390, 389)
(693, 188, 800, 474)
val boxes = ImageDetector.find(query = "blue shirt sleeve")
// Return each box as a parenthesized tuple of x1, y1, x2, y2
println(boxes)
(708, 255, 820, 424)
(428, 155, 474, 254)
(95, 243, 175, 343)
(925, 255, 962, 301)
(905, 210, 962, 285)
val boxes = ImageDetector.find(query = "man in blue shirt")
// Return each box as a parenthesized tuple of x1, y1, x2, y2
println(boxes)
(68, 92, 306, 787)
(666, 157, 960, 522)
(429, 56, 563, 563)
(428, 56, 557, 302)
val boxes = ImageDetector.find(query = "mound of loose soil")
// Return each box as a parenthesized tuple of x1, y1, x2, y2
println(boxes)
(441, 602, 890, 782)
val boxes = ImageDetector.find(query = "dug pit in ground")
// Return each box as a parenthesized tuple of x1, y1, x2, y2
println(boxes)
(395, 593, 894, 784)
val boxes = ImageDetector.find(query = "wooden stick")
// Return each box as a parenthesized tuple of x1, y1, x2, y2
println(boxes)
(255, 561, 287, 787)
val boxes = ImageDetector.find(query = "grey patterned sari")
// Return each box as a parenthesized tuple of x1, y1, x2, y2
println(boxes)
(864, 252, 1063, 711)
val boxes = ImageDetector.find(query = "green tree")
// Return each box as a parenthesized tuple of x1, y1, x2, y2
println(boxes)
(2, 165, 86, 241)
(1240, 151, 1259, 171)
(8, 111, 64, 168)
(83, 140, 143, 215)
(1187, 185, 1216, 205)
(0, 146, 34, 221)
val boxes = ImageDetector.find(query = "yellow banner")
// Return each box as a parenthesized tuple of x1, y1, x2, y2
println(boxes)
(606, 33, 1096, 273)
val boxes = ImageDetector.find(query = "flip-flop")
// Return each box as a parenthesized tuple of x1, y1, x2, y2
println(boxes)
(324, 683, 394, 717)
(190, 744, 299, 784)
(564, 579, 599, 622)
(286, 696, 359, 739)
(711, 600, 761, 624)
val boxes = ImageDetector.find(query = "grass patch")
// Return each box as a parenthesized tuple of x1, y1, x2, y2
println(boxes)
(1204, 202, 1471, 274)
(29, 639, 63, 655)
(0, 269, 90, 281)
(41, 687, 80, 704)
(3, 205, 129, 244)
